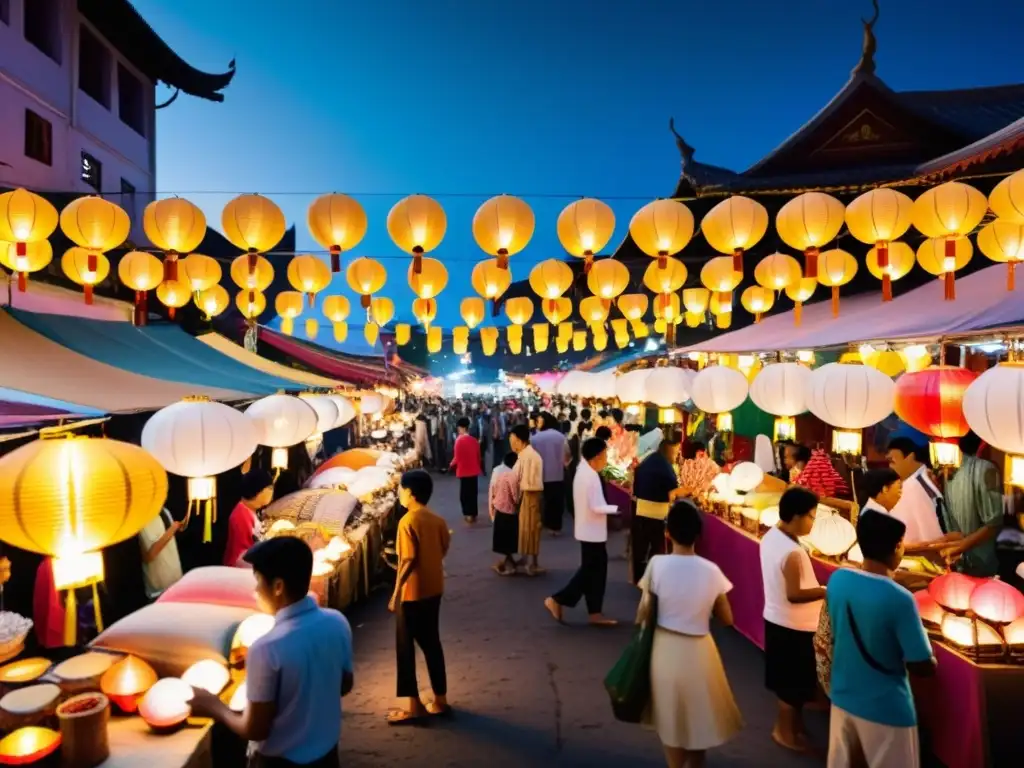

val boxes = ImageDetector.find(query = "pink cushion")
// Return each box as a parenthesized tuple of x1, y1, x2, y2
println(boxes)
(157, 566, 261, 611)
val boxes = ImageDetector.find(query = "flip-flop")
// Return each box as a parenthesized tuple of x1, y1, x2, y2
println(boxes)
(386, 710, 428, 727)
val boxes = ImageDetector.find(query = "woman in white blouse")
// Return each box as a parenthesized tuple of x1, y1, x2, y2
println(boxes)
(637, 500, 743, 768)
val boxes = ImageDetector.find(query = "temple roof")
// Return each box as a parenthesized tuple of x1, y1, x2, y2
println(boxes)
(916, 114, 1024, 178)
(78, 0, 235, 102)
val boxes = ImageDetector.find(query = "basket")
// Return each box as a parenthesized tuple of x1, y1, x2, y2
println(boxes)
(0, 612, 33, 661)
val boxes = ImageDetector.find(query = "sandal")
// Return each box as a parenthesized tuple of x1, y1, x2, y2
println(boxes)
(386, 709, 428, 727)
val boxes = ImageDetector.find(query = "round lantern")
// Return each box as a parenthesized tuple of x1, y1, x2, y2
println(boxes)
(452, 326, 470, 355)
(288, 255, 331, 307)
(629, 199, 694, 268)
(864, 241, 915, 301)
(702, 195, 768, 274)
(504, 297, 534, 325)
(894, 366, 978, 468)
(740, 286, 774, 322)
(816, 248, 857, 317)
(928, 572, 983, 612)
(471, 258, 511, 300)
(142, 397, 258, 542)
(322, 295, 351, 324)
(144, 197, 206, 280)
(100, 655, 157, 713)
(275, 291, 304, 336)
(222, 194, 286, 277)
(245, 393, 318, 457)
(179, 253, 221, 294)
(912, 181, 987, 301)
(690, 365, 748, 422)
(370, 297, 394, 327)
(138, 678, 192, 732)
(700, 256, 741, 310)
(730, 462, 764, 493)
(803, 508, 856, 557)
(117, 250, 163, 325)
(196, 285, 229, 319)
(473, 194, 534, 269)
(616, 369, 651, 404)
(977, 220, 1024, 291)
(969, 579, 1024, 625)
(230, 253, 274, 294)
(0, 188, 59, 265)
(775, 192, 845, 279)
(307, 192, 367, 272)
(358, 393, 384, 416)
(989, 169, 1024, 224)
(407, 257, 448, 300)
(785, 277, 816, 327)
(587, 258, 629, 303)
(617, 293, 649, 322)
(644, 367, 692, 408)
(506, 325, 523, 355)
(155, 278, 190, 319)
(557, 198, 615, 273)
(754, 252, 801, 291)
(652, 293, 680, 322)
(60, 195, 130, 272)
(750, 362, 811, 441)
(460, 297, 485, 328)
(806, 363, 894, 455)
(388, 194, 446, 274)
(61, 247, 110, 305)
(962, 363, 1024, 487)
(914, 589, 945, 626)
(236, 289, 266, 320)
(345, 257, 386, 308)
(412, 298, 437, 326)
(579, 296, 610, 326)
(861, 349, 906, 377)
(644, 255, 687, 295)
(479, 327, 499, 356)
(681, 287, 709, 322)
(846, 188, 913, 300)
(0, 240, 52, 293)
(532, 323, 550, 353)
(298, 394, 340, 446)
(181, 660, 231, 696)
(329, 395, 357, 429)
(916, 236, 973, 301)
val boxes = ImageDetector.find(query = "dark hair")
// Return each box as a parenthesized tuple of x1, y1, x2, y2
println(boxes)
(456, 417, 471, 430)
(510, 424, 531, 444)
(959, 430, 983, 457)
(595, 425, 612, 441)
(681, 440, 704, 460)
(793, 444, 812, 464)
(887, 436, 927, 463)
(400, 469, 433, 504)
(659, 436, 681, 455)
(569, 408, 578, 420)
(666, 500, 702, 546)
(582, 437, 607, 462)
(576, 421, 590, 437)
(581, 408, 591, 420)
(598, 409, 609, 420)
(610, 408, 624, 424)
(862, 468, 900, 501)
(857, 509, 907, 563)
(539, 412, 556, 430)
(625, 424, 642, 433)
(243, 537, 313, 599)
(778, 486, 819, 522)
(561, 420, 572, 434)
(503, 452, 518, 469)
(240, 469, 274, 501)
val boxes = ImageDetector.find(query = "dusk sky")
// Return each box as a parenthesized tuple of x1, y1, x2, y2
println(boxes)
(135, 0, 1024, 347)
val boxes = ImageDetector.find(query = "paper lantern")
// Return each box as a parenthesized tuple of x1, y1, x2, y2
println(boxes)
(388, 194, 446, 274)
(412, 298, 437, 326)
(928, 572, 982, 612)
(775, 192, 844, 278)
(677, 288, 708, 318)
(977, 220, 1024, 291)
(865, 241, 915, 301)
(754, 252, 801, 291)
(452, 326, 469, 354)
(630, 199, 694, 268)
(845, 188, 913, 298)
(861, 349, 905, 377)
(555, 335, 569, 353)
(682, 311, 701, 328)
(617, 293, 649, 322)
(702, 195, 768, 273)
(181, 660, 230, 696)
(307, 193, 366, 272)
(299, 395, 340, 440)
(699, 256, 741, 313)
(614, 369, 651, 403)
(963, 363, 1024, 484)
(807, 363, 894, 455)
(0, 240, 52, 293)
(750, 363, 810, 441)
(730, 462, 764, 493)
(473, 194, 533, 269)
(180, 253, 221, 293)
(587, 258, 629, 302)
(1005, 617, 1024, 647)
(196, 285, 229, 319)
(913, 181, 986, 300)
(275, 291, 304, 335)
(358, 393, 384, 416)
(940, 614, 1003, 651)
(407, 257, 448, 301)
(480, 326, 499, 356)
(230, 253, 274, 293)
(0, 188, 59, 265)
(345, 257, 387, 308)
(804, 508, 856, 557)
(332, 321, 349, 343)
(579, 296, 610, 325)
(505, 325, 523, 355)
(328, 395, 357, 428)
(969, 579, 1024, 625)
(528, 260, 572, 303)
(894, 366, 977, 467)
(591, 330, 608, 352)
(690, 365, 748, 415)
(61, 247, 110, 305)
(426, 326, 442, 354)
(100, 655, 157, 713)
(557, 198, 614, 272)
(144, 197, 206, 280)
(532, 323, 550, 353)
(0, 727, 61, 765)
(785, 277, 816, 326)
(236, 290, 266, 320)
(644, 255, 687, 295)
(914, 589, 945, 626)
(138, 678, 193, 732)
(60, 196, 130, 271)
(816, 248, 857, 318)
(370, 297, 395, 326)
(644, 367, 692, 408)
(288, 255, 331, 307)
(222, 194, 286, 278)
(504, 296, 534, 325)
(153, 279, 189, 320)
(322, 295, 351, 323)
(652, 292, 680, 322)
(246, 395, 318, 458)
(916, 236, 973, 302)
(740, 286, 774, 322)
(989, 169, 1024, 224)
(116, 250, 162, 324)
(572, 330, 587, 352)
(471, 259, 512, 300)
(460, 297, 486, 328)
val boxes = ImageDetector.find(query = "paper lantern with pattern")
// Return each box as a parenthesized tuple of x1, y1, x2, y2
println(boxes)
(846, 188, 914, 299)
(196, 285, 229, 319)
(977, 220, 1024, 291)
(754, 252, 801, 291)
(145, 197, 207, 280)
(473, 194, 534, 269)
(0, 188, 58, 268)
(785, 277, 816, 326)
(60, 196, 130, 277)
(702, 195, 768, 274)
(61, 247, 110, 305)
(776, 192, 844, 278)
(460, 297, 485, 329)
(630, 199, 694, 268)
(288, 255, 331, 307)
(0, 240, 52, 293)
(807, 363, 895, 455)
(345, 257, 387, 309)
(222, 194, 286, 279)
(388, 194, 446, 274)
(557, 198, 615, 273)
(471, 259, 512, 300)
(307, 193, 366, 272)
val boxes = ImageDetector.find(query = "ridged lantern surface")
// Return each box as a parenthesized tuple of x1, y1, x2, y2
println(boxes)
(893, 366, 977, 440)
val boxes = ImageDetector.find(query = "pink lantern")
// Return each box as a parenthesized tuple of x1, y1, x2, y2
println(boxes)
(914, 589, 945, 626)
(969, 579, 1024, 624)
(928, 572, 983, 612)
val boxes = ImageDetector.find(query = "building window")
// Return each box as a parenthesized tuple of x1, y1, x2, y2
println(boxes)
(120, 179, 137, 222)
(24, 110, 53, 166)
(78, 25, 111, 107)
(117, 64, 146, 136)
(81, 152, 102, 192)
(24, 0, 61, 63)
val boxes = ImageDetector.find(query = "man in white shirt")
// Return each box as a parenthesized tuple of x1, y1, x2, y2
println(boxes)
(544, 437, 618, 627)
(137, 509, 182, 599)
(886, 438, 955, 552)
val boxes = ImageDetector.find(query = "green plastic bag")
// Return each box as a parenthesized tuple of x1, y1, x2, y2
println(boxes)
(604, 593, 658, 723)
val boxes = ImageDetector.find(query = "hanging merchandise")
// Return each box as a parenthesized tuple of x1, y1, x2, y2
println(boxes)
(307, 193, 367, 273)
(145, 197, 206, 281)
(963, 362, 1024, 489)
(504, 297, 534, 326)
(776, 192, 844, 279)
(473, 194, 534, 269)
(222, 194, 286, 278)
(845, 188, 913, 301)
(370, 297, 395, 327)
(912, 181, 987, 301)
(557, 198, 615, 273)
(388, 194, 446, 274)
(629, 198, 694, 268)
(701, 195, 768, 275)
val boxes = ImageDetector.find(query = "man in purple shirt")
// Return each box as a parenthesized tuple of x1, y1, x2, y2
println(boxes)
(531, 412, 571, 535)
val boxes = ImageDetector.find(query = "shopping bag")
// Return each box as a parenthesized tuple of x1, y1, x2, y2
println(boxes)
(603, 593, 658, 723)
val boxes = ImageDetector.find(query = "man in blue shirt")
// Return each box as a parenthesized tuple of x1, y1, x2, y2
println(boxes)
(826, 511, 936, 768)
(190, 537, 354, 767)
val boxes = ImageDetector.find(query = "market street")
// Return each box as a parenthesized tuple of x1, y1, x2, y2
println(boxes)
(340, 470, 827, 767)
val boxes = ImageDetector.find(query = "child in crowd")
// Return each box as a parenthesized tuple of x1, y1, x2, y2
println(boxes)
(489, 452, 521, 575)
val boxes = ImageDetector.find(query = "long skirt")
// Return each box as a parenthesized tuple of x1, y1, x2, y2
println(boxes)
(459, 476, 478, 519)
(518, 491, 543, 556)
(492, 512, 519, 556)
(644, 629, 743, 751)
(542, 480, 564, 531)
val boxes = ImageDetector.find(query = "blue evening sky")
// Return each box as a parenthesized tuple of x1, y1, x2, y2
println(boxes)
(135, 0, 1024, 350)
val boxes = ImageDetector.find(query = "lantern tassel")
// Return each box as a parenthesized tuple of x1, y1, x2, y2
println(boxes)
(307, 292, 315, 308)
(1009, 262, 1016, 292)
(805, 247, 819, 279)
(882, 274, 892, 302)
(944, 272, 956, 301)
(732, 248, 743, 274)
(164, 251, 178, 282)
(92, 582, 104, 634)
(64, 589, 77, 647)
(84, 285, 94, 305)
(168, 306, 176, 320)
(87, 252, 98, 272)
(658, 253, 667, 270)
(139, 291, 148, 326)
(831, 286, 839, 318)
(247, 248, 258, 274)
(877, 242, 889, 270)
(360, 294, 371, 309)
(15, 242, 26, 257)
(330, 246, 341, 273)
(17, 272, 26, 292)
(203, 499, 213, 544)
(754, 312, 762, 324)
(793, 301, 802, 327)
(666, 323, 676, 347)
(584, 254, 593, 274)
(413, 248, 424, 275)
(497, 250, 509, 270)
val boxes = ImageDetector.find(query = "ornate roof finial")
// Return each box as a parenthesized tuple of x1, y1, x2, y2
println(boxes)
(669, 117, 695, 172)
(853, 0, 880, 76)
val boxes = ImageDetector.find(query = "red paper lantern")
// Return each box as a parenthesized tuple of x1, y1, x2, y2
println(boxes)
(969, 579, 1024, 624)
(914, 589, 945, 626)
(928, 572, 983, 612)
(894, 366, 978, 439)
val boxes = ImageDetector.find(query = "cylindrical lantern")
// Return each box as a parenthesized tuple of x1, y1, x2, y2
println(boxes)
(754, 252, 801, 292)
(894, 366, 978, 468)
(196, 285, 229, 319)
(816, 248, 857, 317)
(471, 258, 512, 300)
(532, 323, 550, 352)
(345, 257, 386, 309)
(117, 250, 162, 325)
(702, 195, 768, 274)
(0, 240, 52, 293)
(364, 323, 379, 346)
(846, 188, 913, 300)
(480, 326, 499, 356)
(630, 198, 694, 268)
(865, 241, 915, 301)
(557, 198, 615, 273)
(555, 335, 570, 353)
(287, 255, 331, 307)
(740, 286, 774, 323)
(473, 194, 534, 269)
(806, 363, 895, 455)
(145, 197, 206, 280)
(977, 220, 1024, 291)
(333, 321, 349, 342)
(572, 329, 587, 352)
(394, 323, 411, 346)
(785, 277, 816, 327)
(460, 297, 485, 328)
(506, 325, 523, 354)
(222, 194, 286, 277)
(61, 247, 110, 305)
(912, 181, 987, 301)
(452, 326, 469, 354)
(776, 191, 845, 278)
(916, 236, 973, 300)
(307, 193, 367, 272)
(388, 194, 446, 274)
(427, 326, 443, 354)
(305, 318, 319, 340)
(0, 188, 59, 265)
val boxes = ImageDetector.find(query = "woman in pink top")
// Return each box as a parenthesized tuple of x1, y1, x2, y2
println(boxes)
(449, 417, 483, 524)
(223, 470, 275, 567)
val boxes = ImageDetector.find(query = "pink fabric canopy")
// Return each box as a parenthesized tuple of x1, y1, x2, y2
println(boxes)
(259, 328, 396, 388)
(1, 281, 133, 321)
(682, 264, 1024, 353)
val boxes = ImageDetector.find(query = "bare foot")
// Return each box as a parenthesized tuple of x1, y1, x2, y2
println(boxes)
(587, 615, 619, 627)
(543, 597, 563, 624)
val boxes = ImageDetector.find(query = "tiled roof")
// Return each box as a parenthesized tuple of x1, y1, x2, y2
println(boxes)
(896, 84, 1024, 142)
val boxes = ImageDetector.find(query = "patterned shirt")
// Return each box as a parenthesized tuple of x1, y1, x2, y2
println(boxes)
(944, 455, 1003, 576)
(489, 465, 520, 515)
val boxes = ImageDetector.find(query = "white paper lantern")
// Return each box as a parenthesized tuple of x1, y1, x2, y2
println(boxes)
(730, 461, 764, 492)
(690, 365, 749, 414)
(615, 369, 651, 403)
(329, 395, 357, 428)
(962, 363, 1024, 455)
(582, 371, 617, 400)
(644, 367, 692, 408)
(750, 362, 811, 416)
(806, 363, 894, 428)
(245, 395, 318, 448)
(359, 393, 384, 415)
(802, 506, 857, 556)
(298, 395, 339, 435)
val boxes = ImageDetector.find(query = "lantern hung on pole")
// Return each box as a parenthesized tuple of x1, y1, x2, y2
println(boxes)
(816, 249, 857, 318)
(61, 247, 110, 305)
(894, 366, 979, 470)
(388, 194, 446, 274)
(977, 220, 1024, 291)
(0, 188, 59, 269)
(0, 240, 52, 293)
(307, 193, 367, 273)
(557, 198, 615, 273)
(629, 199, 695, 268)
(865, 242, 915, 302)
(473, 194, 534, 270)
(222, 194, 286, 278)
(287, 255, 331, 307)
(776, 192, 845, 279)
(701, 195, 768, 275)
(345, 257, 387, 309)
(916, 236, 973, 301)
(912, 181, 987, 301)
(845, 188, 913, 301)
(145, 197, 207, 281)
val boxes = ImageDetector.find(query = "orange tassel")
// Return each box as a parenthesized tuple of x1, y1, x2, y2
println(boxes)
(17, 272, 26, 292)
(732, 248, 743, 274)
(831, 286, 839, 318)
(805, 247, 819, 279)
(1009, 262, 1016, 292)
(944, 271, 956, 301)
(84, 285, 94, 305)
(754, 313, 762, 324)
(794, 301, 802, 327)
(882, 274, 892, 302)
(877, 242, 889, 270)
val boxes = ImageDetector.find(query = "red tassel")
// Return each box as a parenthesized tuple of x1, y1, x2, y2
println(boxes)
(87, 252, 97, 272)
(1009, 262, 1016, 292)
(15, 242, 26, 257)
(882, 274, 892, 302)
(248, 290, 255, 304)
(17, 272, 26, 292)
(831, 286, 839, 318)
(877, 242, 889, 270)
(584, 254, 593, 274)
(666, 323, 676, 347)
(247, 249, 258, 274)
(84, 285, 94, 305)
(307, 292, 315, 308)
(944, 271, 956, 301)
(164, 252, 178, 282)
(140, 291, 148, 326)
(169, 306, 176, 320)
(805, 247, 819, 279)
(793, 301, 802, 327)
(732, 248, 743, 274)
(413, 247, 424, 275)
(360, 294, 371, 309)
(658, 254, 667, 270)
(497, 250, 509, 270)
(754, 313, 762, 324)
(330, 246, 341, 273)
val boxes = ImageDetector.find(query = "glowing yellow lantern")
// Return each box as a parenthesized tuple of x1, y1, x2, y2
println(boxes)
(364, 323, 379, 346)
(473, 194, 534, 269)
(865, 241, 915, 301)
(333, 321, 348, 343)
(507, 325, 523, 354)
(572, 330, 587, 352)
(901, 345, 932, 373)
(754, 252, 801, 291)
(471, 258, 512, 300)
(709, 291, 733, 316)
(117, 251, 164, 321)
(0, 188, 58, 266)
(154, 278, 190, 319)
(504, 296, 534, 325)
(557, 198, 615, 272)
(460, 297, 486, 328)
(917, 236, 972, 300)
(863, 349, 905, 377)
(776, 192, 844, 278)
(288, 255, 331, 307)
(614, 332, 629, 348)
(580, 295, 610, 325)
(845, 188, 913, 300)
(480, 326, 499, 356)
(388, 194, 446, 274)
(179, 253, 221, 294)
(307, 192, 367, 272)
(629, 199, 694, 268)
(305, 318, 319, 340)
(144, 197, 206, 280)
(592, 330, 608, 352)
(741, 286, 775, 322)
(557, 321, 573, 342)
(816, 249, 857, 318)
(181, 659, 230, 696)
(632, 321, 649, 338)
(323, 295, 351, 324)
(653, 293, 681, 322)
(989, 169, 1024, 224)
(345, 257, 387, 308)
(236, 290, 266, 320)
(412, 298, 437, 326)
(700, 255, 741, 311)
(701, 195, 768, 274)
(196, 285, 229, 319)
(0, 727, 62, 764)
(785, 277, 816, 327)
(275, 291, 305, 336)
(682, 287, 710, 316)
(912, 181, 986, 301)
(977, 220, 1024, 291)
(611, 317, 628, 337)
(617, 293, 649, 322)
(222, 194, 286, 276)
(61, 247, 110, 305)
(532, 323, 550, 353)
(643, 255, 687, 295)
(395, 323, 411, 346)
(101, 654, 158, 713)
(0, 239, 52, 294)
(684, 311, 702, 328)
(452, 326, 469, 354)
(60, 196, 129, 283)
(408, 257, 448, 300)
(556, 335, 570, 353)
(230, 254, 274, 302)
(370, 297, 394, 327)
(542, 297, 572, 325)
(529, 259, 573, 301)
(587, 258, 629, 304)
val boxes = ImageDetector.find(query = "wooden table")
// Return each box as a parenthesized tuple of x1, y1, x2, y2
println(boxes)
(102, 717, 212, 768)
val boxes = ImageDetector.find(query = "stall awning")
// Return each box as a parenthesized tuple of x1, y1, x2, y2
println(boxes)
(681, 265, 1024, 353)
(196, 333, 346, 389)
(258, 328, 395, 388)
(0, 311, 253, 412)
(2, 281, 134, 321)
(7, 309, 300, 394)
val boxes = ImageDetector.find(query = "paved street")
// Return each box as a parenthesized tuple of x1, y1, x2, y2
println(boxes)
(340, 470, 827, 767)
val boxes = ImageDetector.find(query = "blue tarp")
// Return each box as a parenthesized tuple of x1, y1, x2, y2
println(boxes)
(6, 309, 300, 395)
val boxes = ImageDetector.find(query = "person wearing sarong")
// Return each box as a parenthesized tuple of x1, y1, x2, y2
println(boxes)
(511, 424, 545, 576)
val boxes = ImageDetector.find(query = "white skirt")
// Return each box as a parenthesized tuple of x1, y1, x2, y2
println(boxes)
(644, 628, 744, 750)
